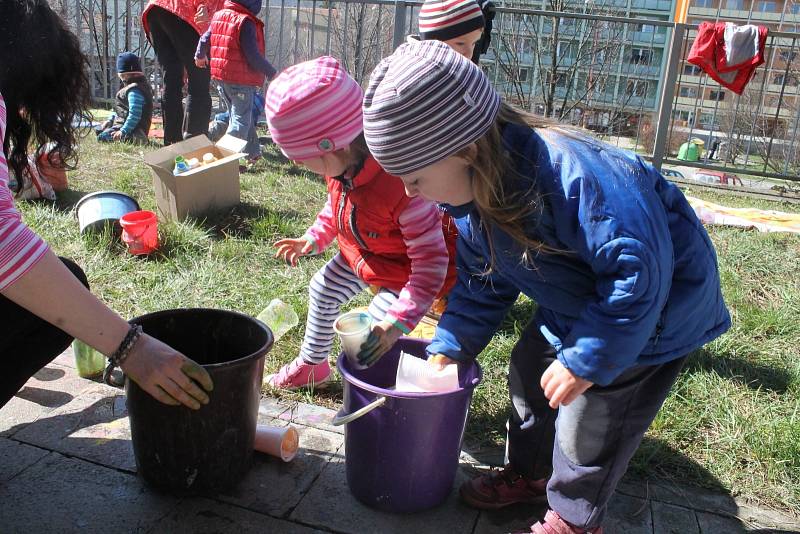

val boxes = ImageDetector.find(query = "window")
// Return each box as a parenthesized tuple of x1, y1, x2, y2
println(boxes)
(724, 0, 744, 9)
(516, 37, 533, 56)
(774, 73, 786, 85)
(679, 86, 698, 97)
(694, 0, 713, 7)
(673, 109, 696, 124)
(709, 90, 726, 101)
(791, 4, 800, 14)
(518, 68, 530, 83)
(626, 79, 649, 97)
(779, 50, 798, 62)
(557, 41, 577, 60)
(684, 64, 702, 75)
(630, 48, 653, 65)
(757, 0, 777, 11)
(636, 23, 656, 32)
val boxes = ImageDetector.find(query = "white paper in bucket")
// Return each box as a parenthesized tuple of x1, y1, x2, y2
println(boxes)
(395, 351, 459, 393)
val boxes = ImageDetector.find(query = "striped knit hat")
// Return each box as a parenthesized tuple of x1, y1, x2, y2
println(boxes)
(419, 0, 485, 41)
(363, 39, 500, 176)
(265, 56, 364, 161)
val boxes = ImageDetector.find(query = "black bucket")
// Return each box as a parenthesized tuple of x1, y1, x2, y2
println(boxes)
(126, 308, 273, 495)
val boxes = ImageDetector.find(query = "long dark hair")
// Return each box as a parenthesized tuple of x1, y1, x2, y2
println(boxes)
(0, 0, 92, 190)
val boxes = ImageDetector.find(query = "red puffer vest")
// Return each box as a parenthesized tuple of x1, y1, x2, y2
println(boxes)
(329, 156, 457, 296)
(209, 1, 265, 86)
(142, 0, 222, 37)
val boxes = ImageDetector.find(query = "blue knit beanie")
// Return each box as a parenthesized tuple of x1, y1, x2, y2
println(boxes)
(116, 52, 142, 75)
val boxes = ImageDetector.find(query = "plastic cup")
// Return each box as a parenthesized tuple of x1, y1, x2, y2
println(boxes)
(256, 299, 299, 342)
(333, 311, 372, 370)
(254, 424, 299, 462)
(72, 339, 105, 378)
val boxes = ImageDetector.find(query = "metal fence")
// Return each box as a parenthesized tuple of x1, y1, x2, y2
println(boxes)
(54, 0, 800, 184)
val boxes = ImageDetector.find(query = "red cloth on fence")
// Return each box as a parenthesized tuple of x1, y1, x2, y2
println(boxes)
(687, 21, 768, 95)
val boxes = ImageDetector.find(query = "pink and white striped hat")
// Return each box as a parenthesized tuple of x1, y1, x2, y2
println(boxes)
(265, 56, 364, 161)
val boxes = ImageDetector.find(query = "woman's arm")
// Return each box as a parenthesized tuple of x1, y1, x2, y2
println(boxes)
(1, 251, 213, 409)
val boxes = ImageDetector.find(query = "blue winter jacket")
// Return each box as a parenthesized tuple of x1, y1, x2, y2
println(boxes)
(427, 123, 731, 386)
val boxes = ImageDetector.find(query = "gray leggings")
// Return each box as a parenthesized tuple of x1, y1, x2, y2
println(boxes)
(505, 320, 686, 529)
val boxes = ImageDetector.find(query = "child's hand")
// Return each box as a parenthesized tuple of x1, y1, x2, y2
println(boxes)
(274, 237, 313, 266)
(194, 4, 209, 23)
(357, 321, 402, 367)
(540, 360, 594, 409)
(428, 353, 456, 371)
(111, 130, 123, 140)
(195, 57, 209, 68)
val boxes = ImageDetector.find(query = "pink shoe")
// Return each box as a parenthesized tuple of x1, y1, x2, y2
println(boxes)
(266, 356, 331, 390)
(528, 510, 603, 534)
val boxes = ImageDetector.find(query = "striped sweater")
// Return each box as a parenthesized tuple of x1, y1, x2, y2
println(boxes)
(0, 93, 49, 291)
(305, 194, 448, 333)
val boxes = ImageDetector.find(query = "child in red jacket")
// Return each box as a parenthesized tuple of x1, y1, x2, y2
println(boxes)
(264, 56, 456, 390)
(195, 0, 275, 162)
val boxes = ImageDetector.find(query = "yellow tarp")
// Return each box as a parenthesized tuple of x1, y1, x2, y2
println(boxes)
(687, 196, 800, 234)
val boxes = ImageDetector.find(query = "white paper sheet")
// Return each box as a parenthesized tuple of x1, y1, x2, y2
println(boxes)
(395, 351, 460, 393)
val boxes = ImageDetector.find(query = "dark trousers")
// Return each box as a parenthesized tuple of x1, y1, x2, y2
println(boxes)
(0, 258, 89, 408)
(145, 6, 211, 145)
(505, 321, 686, 529)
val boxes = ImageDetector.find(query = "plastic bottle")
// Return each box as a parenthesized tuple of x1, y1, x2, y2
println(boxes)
(186, 157, 200, 170)
(173, 156, 189, 175)
(257, 299, 299, 342)
(72, 339, 106, 378)
(202, 152, 217, 165)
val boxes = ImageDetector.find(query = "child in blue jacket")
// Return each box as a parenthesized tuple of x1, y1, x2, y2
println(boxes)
(363, 40, 730, 534)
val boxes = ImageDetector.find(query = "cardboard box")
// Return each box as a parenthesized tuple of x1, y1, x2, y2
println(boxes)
(144, 134, 247, 220)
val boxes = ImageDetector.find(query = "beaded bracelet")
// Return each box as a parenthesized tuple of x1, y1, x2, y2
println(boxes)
(109, 324, 143, 367)
(103, 324, 143, 387)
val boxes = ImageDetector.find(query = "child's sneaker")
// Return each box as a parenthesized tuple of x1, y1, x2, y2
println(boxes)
(460, 464, 547, 510)
(266, 356, 331, 390)
(528, 510, 603, 534)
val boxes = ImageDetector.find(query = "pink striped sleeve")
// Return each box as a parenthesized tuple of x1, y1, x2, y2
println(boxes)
(303, 195, 337, 254)
(0, 94, 49, 291)
(383, 196, 448, 333)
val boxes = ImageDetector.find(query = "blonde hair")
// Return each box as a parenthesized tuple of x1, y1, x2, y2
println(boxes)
(463, 102, 588, 268)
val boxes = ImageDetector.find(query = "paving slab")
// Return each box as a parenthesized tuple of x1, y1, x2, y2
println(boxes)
(277, 401, 342, 435)
(258, 397, 292, 419)
(474, 502, 549, 533)
(736, 504, 800, 533)
(695, 510, 746, 533)
(0, 365, 95, 437)
(218, 423, 343, 517)
(291, 459, 479, 534)
(0, 437, 49, 483)
(652, 501, 700, 534)
(649, 480, 739, 517)
(51, 345, 77, 369)
(12, 383, 135, 472)
(0, 452, 177, 533)
(151, 498, 327, 533)
(603, 492, 654, 534)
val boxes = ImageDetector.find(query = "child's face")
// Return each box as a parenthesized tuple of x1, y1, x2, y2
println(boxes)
(443, 28, 484, 60)
(399, 152, 474, 206)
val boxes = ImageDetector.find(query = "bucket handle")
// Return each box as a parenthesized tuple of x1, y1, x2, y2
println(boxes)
(331, 396, 386, 426)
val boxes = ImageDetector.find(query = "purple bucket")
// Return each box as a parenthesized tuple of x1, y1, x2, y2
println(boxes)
(334, 337, 481, 513)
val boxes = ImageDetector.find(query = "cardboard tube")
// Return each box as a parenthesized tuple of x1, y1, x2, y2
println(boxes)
(254, 424, 299, 462)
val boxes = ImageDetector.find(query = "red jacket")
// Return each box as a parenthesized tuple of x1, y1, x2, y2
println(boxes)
(142, 0, 222, 37)
(208, 1, 266, 86)
(309, 157, 457, 297)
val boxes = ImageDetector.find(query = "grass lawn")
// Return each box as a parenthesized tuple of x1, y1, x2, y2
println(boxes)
(17, 132, 800, 515)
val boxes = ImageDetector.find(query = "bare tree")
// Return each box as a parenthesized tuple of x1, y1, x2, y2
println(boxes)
(493, 0, 659, 137)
